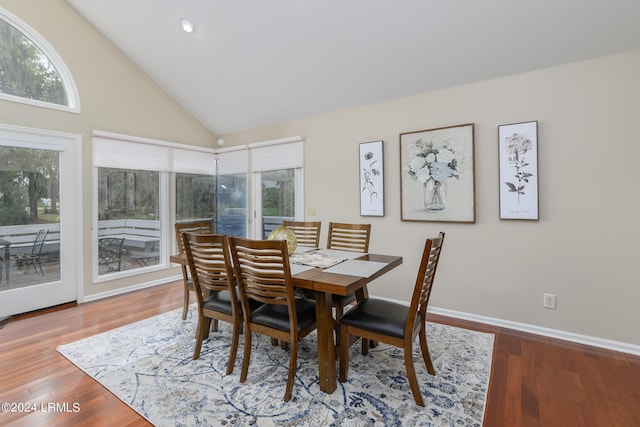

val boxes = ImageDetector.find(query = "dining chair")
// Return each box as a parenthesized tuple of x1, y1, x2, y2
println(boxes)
(174, 220, 213, 320)
(183, 232, 255, 374)
(229, 236, 317, 402)
(338, 232, 445, 407)
(14, 229, 49, 276)
(326, 222, 372, 318)
(282, 220, 322, 248)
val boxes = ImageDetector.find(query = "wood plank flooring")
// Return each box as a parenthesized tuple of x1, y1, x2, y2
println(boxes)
(1, 281, 638, 426)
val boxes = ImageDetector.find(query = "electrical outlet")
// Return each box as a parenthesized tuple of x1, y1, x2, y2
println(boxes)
(543, 293, 557, 309)
(306, 206, 316, 216)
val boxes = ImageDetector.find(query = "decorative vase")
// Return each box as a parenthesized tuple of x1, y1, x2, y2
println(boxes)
(267, 226, 298, 255)
(424, 180, 445, 211)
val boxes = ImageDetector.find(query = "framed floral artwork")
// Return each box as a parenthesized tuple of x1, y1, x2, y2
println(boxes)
(498, 121, 539, 220)
(400, 123, 475, 223)
(360, 140, 384, 216)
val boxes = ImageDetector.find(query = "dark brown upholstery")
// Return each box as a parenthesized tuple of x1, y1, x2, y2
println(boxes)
(229, 236, 317, 402)
(339, 232, 445, 406)
(174, 220, 213, 320)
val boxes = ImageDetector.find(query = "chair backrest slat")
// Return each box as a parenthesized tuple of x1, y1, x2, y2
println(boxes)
(182, 232, 235, 296)
(230, 237, 292, 306)
(282, 220, 321, 247)
(407, 232, 445, 332)
(327, 222, 371, 253)
(175, 220, 213, 255)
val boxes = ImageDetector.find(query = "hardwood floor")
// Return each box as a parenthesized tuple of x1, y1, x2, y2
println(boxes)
(1, 281, 638, 426)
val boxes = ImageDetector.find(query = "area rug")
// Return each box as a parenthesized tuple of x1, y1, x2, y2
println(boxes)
(57, 306, 494, 426)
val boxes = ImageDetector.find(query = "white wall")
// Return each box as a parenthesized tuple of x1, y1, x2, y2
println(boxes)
(221, 51, 640, 347)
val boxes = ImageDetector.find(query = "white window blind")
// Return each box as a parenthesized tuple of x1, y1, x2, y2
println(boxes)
(217, 147, 248, 175)
(92, 131, 216, 174)
(250, 137, 303, 172)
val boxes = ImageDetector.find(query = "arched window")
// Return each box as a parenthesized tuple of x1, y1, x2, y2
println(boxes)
(0, 7, 80, 112)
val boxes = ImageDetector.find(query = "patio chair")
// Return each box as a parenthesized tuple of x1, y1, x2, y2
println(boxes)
(14, 229, 49, 276)
(98, 237, 125, 273)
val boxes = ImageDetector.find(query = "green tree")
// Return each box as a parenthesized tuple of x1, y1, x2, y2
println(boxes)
(0, 17, 67, 105)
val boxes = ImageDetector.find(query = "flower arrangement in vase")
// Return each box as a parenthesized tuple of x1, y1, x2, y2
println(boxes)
(407, 138, 461, 211)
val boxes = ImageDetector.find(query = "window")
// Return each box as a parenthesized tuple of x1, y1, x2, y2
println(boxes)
(92, 131, 216, 280)
(0, 7, 80, 111)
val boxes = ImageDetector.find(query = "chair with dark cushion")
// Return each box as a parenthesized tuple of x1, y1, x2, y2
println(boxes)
(182, 232, 259, 374)
(338, 232, 445, 406)
(229, 236, 317, 402)
(175, 220, 213, 320)
(282, 220, 322, 248)
(325, 222, 371, 318)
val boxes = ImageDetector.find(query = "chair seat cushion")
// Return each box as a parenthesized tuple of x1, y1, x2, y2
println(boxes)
(250, 298, 316, 333)
(339, 298, 419, 339)
(203, 291, 262, 315)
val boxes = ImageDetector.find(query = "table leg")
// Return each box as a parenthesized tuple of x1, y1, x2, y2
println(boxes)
(315, 290, 337, 393)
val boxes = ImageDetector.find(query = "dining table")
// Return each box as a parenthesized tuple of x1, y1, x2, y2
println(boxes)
(170, 247, 403, 395)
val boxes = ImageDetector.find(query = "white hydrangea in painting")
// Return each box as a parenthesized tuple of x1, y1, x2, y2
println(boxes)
(407, 138, 462, 211)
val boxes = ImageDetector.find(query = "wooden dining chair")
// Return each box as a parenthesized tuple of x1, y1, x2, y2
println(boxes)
(183, 232, 258, 374)
(282, 220, 322, 248)
(175, 220, 213, 320)
(338, 232, 445, 407)
(229, 236, 317, 402)
(326, 222, 372, 318)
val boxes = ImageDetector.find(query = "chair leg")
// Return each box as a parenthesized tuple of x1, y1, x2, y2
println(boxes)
(211, 319, 219, 332)
(284, 339, 298, 402)
(202, 318, 212, 339)
(226, 319, 241, 375)
(361, 338, 369, 356)
(192, 316, 205, 360)
(404, 344, 425, 407)
(339, 324, 350, 382)
(240, 323, 252, 383)
(419, 326, 436, 376)
(182, 283, 190, 321)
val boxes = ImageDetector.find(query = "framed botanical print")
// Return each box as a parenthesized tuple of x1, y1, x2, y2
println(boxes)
(359, 140, 384, 216)
(498, 121, 539, 220)
(400, 123, 475, 223)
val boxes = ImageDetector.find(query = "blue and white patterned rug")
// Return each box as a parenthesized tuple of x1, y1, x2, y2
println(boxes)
(57, 306, 494, 426)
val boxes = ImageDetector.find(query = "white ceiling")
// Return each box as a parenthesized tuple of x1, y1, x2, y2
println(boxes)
(65, 0, 640, 135)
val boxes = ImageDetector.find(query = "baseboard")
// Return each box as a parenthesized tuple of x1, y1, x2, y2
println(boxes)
(81, 274, 182, 303)
(428, 306, 640, 357)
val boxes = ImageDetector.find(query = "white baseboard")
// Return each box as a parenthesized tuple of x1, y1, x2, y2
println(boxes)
(81, 274, 182, 303)
(428, 306, 640, 357)
(81, 283, 640, 357)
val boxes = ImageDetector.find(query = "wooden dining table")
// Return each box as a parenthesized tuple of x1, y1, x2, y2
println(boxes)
(170, 250, 403, 394)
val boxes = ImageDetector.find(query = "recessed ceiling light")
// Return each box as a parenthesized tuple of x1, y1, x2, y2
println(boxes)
(181, 18, 195, 34)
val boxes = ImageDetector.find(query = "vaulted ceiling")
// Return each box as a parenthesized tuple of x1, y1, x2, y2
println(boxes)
(66, 0, 640, 135)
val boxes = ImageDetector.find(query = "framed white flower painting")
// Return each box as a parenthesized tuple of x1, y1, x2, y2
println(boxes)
(400, 123, 475, 223)
(360, 140, 384, 216)
(498, 121, 539, 220)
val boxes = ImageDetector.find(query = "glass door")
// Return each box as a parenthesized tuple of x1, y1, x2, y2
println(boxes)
(0, 125, 80, 317)
(253, 169, 302, 239)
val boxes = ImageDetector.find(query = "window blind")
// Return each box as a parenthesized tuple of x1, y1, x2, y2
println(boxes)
(250, 137, 303, 172)
(92, 131, 216, 174)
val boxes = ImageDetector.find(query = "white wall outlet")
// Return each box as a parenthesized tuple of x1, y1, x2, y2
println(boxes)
(306, 206, 316, 216)
(543, 293, 557, 309)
